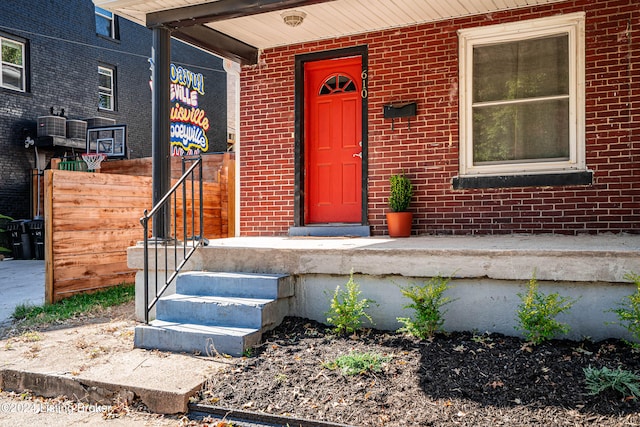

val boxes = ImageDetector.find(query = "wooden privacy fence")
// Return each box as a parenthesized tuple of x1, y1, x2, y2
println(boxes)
(44, 153, 235, 303)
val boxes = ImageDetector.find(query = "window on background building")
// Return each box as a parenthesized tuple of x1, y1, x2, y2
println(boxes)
(98, 65, 114, 111)
(95, 7, 117, 39)
(1, 36, 26, 92)
(457, 13, 585, 178)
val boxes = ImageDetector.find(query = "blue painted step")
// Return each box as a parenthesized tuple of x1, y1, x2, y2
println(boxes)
(155, 294, 279, 329)
(134, 271, 294, 357)
(176, 272, 294, 299)
(135, 321, 261, 357)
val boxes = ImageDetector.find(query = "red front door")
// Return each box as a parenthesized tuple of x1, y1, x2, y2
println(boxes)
(304, 57, 363, 224)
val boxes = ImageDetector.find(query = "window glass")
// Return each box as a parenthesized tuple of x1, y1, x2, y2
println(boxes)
(473, 35, 569, 103)
(98, 66, 114, 110)
(96, 7, 114, 38)
(473, 99, 569, 164)
(1, 37, 25, 91)
(319, 74, 356, 95)
(472, 35, 570, 165)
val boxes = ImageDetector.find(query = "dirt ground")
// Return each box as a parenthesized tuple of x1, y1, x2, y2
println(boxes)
(3, 303, 640, 426)
(197, 317, 640, 427)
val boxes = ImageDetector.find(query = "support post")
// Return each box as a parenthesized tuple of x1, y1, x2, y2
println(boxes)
(151, 26, 172, 239)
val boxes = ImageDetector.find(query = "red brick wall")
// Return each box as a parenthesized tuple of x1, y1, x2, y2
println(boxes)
(239, 0, 639, 236)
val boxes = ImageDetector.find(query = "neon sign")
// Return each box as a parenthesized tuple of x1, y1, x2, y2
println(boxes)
(170, 63, 209, 155)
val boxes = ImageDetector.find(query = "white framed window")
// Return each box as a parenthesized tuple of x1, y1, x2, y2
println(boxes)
(95, 7, 115, 38)
(1, 36, 25, 92)
(458, 13, 585, 178)
(98, 65, 114, 111)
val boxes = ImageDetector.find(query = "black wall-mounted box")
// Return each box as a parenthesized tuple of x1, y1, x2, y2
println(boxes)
(383, 102, 417, 119)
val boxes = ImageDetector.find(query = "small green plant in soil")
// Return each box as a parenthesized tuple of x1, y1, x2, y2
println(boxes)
(584, 365, 640, 399)
(397, 275, 454, 339)
(323, 351, 390, 376)
(607, 273, 640, 348)
(515, 274, 576, 345)
(326, 271, 375, 335)
(11, 283, 134, 327)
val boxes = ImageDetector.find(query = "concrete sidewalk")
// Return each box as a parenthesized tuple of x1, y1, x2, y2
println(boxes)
(0, 259, 223, 417)
(0, 259, 45, 325)
(0, 316, 225, 415)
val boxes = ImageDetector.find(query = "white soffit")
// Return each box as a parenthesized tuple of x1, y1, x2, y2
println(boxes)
(95, 0, 566, 50)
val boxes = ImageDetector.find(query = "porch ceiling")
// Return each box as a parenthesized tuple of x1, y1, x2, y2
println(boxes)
(95, 0, 564, 64)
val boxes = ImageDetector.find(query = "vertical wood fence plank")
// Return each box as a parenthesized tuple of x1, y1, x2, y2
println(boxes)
(44, 170, 54, 304)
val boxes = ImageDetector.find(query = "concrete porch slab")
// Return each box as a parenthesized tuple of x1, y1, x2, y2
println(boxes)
(129, 233, 640, 283)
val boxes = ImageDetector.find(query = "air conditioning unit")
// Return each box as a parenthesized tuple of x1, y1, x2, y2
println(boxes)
(37, 116, 66, 138)
(84, 117, 116, 128)
(66, 120, 87, 139)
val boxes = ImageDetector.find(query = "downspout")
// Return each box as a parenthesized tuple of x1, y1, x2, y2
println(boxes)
(151, 26, 172, 239)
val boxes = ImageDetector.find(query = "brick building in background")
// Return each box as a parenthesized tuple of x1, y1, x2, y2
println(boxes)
(0, 0, 227, 220)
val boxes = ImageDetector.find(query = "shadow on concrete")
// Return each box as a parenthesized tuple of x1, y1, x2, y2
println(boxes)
(0, 259, 45, 324)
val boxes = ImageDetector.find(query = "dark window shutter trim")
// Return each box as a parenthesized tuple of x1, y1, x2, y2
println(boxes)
(452, 171, 593, 189)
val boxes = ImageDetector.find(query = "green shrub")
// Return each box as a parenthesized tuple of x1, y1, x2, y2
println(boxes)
(584, 365, 640, 399)
(608, 273, 640, 347)
(388, 173, 413, 212)
(515, 274, 576, 344)
(326, 271, 375, 335)
(323, 351, 390, 375)
(397, 276, 454, 339)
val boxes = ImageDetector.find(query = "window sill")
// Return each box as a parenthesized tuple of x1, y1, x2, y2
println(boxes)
(452, 171, 593, 189)
(96, 34, 120, 43)
(0, 86, 31, 96)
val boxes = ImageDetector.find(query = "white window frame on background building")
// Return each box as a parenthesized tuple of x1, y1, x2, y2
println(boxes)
(95, 7, 116, 39)
(98, 65, 114, 111)
(1, 36, 26, 92)
(457, 13, 585, 178)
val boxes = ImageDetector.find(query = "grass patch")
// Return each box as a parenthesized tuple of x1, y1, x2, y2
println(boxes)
(323, 351, 391, 376)
(11, 284, 134, 327)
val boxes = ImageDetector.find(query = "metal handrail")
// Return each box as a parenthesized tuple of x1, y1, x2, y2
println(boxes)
(140, 155, 204, 323)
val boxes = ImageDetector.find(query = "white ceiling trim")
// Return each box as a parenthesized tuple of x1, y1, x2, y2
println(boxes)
(95, 0, 567, 51)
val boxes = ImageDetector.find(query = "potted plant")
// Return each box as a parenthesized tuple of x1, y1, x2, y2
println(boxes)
(386, 172, 414, 237)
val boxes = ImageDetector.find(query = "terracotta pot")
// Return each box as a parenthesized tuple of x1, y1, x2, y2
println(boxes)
(386, 212, 413, 238)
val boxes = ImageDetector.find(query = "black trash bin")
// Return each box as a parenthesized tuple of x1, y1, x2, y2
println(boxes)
(7, 220, 33, 260)
(0, 216, 11, 257)
(28, 219, 45, 260)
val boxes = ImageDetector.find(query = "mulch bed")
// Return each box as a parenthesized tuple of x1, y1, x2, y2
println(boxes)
(197, 317, 640, 426)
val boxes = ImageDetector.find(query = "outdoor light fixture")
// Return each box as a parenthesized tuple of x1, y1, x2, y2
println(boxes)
(282, 10, 306, 27)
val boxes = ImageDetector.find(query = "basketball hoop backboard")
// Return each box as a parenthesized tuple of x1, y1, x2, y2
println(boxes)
(86, 125, 127, 158)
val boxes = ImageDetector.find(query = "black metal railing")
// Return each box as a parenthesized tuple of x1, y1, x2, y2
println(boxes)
(140, 155, 204, 323)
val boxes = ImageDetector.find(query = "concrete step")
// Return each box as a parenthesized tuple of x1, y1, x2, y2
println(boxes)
(176, 271, 294, 299)
(155, 294, 279, 329)
(134, 320, 262, 357)
(135, 272, 293, 357)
